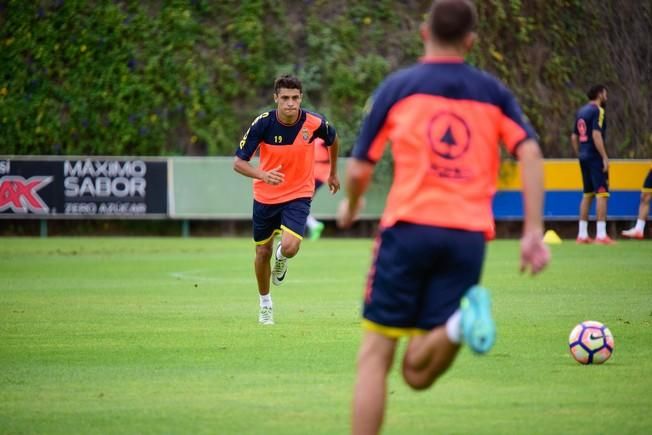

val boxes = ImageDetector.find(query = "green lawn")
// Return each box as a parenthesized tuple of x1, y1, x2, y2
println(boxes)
(1, 237, 651, 434)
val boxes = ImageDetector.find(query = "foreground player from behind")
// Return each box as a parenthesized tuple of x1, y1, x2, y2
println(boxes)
(305, 138, 330, 240)
(337, 1, 551, 434)
(233, 75, 340, 325)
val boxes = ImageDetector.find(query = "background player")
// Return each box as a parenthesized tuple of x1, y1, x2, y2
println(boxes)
(337, 1, 550, 434)
(621, 165, 652, 239)
(233, 75, 340, 325)
(305, 138, 330, 240)
(571, 84, 613, 244)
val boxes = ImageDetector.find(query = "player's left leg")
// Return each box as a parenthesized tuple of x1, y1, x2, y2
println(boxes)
(352, 331, 397, 435)
(272, 198, 311, 286)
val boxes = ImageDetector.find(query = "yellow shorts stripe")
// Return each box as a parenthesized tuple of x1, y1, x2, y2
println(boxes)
(642, 188, 652, 193)
(596, 192, 610, 198)
(254, 229, 281, 245)
(583, 193, 595, 198)
(281, 225, 303, 241)
(362, 319, 427, 339)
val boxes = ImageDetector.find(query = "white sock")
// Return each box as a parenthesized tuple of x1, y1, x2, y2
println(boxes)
(260, 294, 272, 308)
(578, 220, 589, 238)
(306, 214, 319, 230)
(635, 219, 646, 232)
(276, 244, 286, 260)
(445, 309, 462, 344)
(597, 221, 607, 238)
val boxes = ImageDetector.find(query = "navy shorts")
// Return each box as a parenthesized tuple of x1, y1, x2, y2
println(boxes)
(643, 169, 652, 191)
(363, 223, 485, 336)
(580, 158, 610, 196)
(252, 198, 311, 244)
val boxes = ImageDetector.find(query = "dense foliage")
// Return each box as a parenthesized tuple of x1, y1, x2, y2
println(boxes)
(1, 0, 650, 157)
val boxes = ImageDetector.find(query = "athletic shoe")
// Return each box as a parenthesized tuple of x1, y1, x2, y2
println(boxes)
(594, 236, 615, 245)
(271, 243, 288, 286)
(576, 236, 594, 244)
(309, 221, 325, 241)
(259, 306, 274, 325)
(621, 228, 644, 239)
(460, 286, 496, 354)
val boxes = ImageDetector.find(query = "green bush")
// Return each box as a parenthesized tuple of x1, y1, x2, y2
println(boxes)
(0, 0, 650, 158)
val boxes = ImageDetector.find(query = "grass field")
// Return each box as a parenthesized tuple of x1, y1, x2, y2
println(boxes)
(1, 237, 651, 434)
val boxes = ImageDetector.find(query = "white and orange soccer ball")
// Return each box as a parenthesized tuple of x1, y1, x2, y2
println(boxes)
(568, 320, 614, 364)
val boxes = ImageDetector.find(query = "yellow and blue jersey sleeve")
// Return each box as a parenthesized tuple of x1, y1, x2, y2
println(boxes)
(236, 111, 271, 161)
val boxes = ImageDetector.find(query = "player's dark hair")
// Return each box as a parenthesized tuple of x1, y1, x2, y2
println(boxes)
(587, 84, 607, 100)
(428, 0, 477, 44)
(274, 75, 302, 94)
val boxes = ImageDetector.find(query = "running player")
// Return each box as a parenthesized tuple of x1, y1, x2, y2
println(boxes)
(234, 75, 340, 325)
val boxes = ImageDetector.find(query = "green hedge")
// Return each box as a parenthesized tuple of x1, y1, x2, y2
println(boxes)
(1, 0, 650, 157)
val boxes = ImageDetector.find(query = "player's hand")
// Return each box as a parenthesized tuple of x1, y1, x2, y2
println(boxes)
(328, 174, 340, 194)
(336, 197, 365, 229)
(262, 165, 284, 185)
(602, 158, 609, 173)
(336, 198, 355, 229)
(519, 229, 550, 275)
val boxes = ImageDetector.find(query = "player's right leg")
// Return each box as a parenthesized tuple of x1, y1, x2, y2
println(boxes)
(577, 195, 594, 243)
(252, 200, 283, 324)
(352, 331, 397, 435)
(255, 240, 275, 325)
(401, 227, 487, 389)
(306, 214, 325, 240)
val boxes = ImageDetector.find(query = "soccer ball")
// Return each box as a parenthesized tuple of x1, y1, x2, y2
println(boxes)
(568, 320, 614, 364)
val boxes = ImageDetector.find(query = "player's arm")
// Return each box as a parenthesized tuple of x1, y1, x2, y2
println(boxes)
(338, 158, 373, 228)
(497, 85, 549, 275)
(337, 86, 393, 228)
(590, 108, 609, 172)
(570, 133, 579, 156)
(516, 139, 550, 275)
(592, 129, 609, 172)
(327, 135, 340, 194)
(233, 157, 284, 185)
(233, 112, 284, 185)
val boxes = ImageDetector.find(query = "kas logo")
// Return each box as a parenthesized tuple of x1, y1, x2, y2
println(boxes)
(0, 176, 53, 214)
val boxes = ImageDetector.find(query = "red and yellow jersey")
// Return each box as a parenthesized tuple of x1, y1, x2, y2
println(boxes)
(353, 56, 537, 239)
(236, 109, 337, 204)
(313, 138, 331, 183)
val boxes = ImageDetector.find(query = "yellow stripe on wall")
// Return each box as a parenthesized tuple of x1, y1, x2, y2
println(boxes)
(498, 160, 651, 190)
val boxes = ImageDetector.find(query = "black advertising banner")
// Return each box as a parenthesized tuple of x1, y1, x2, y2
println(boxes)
(0, 157, 168, 218)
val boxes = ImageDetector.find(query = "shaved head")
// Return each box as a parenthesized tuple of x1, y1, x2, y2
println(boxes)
(428, 0, 477, 44)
